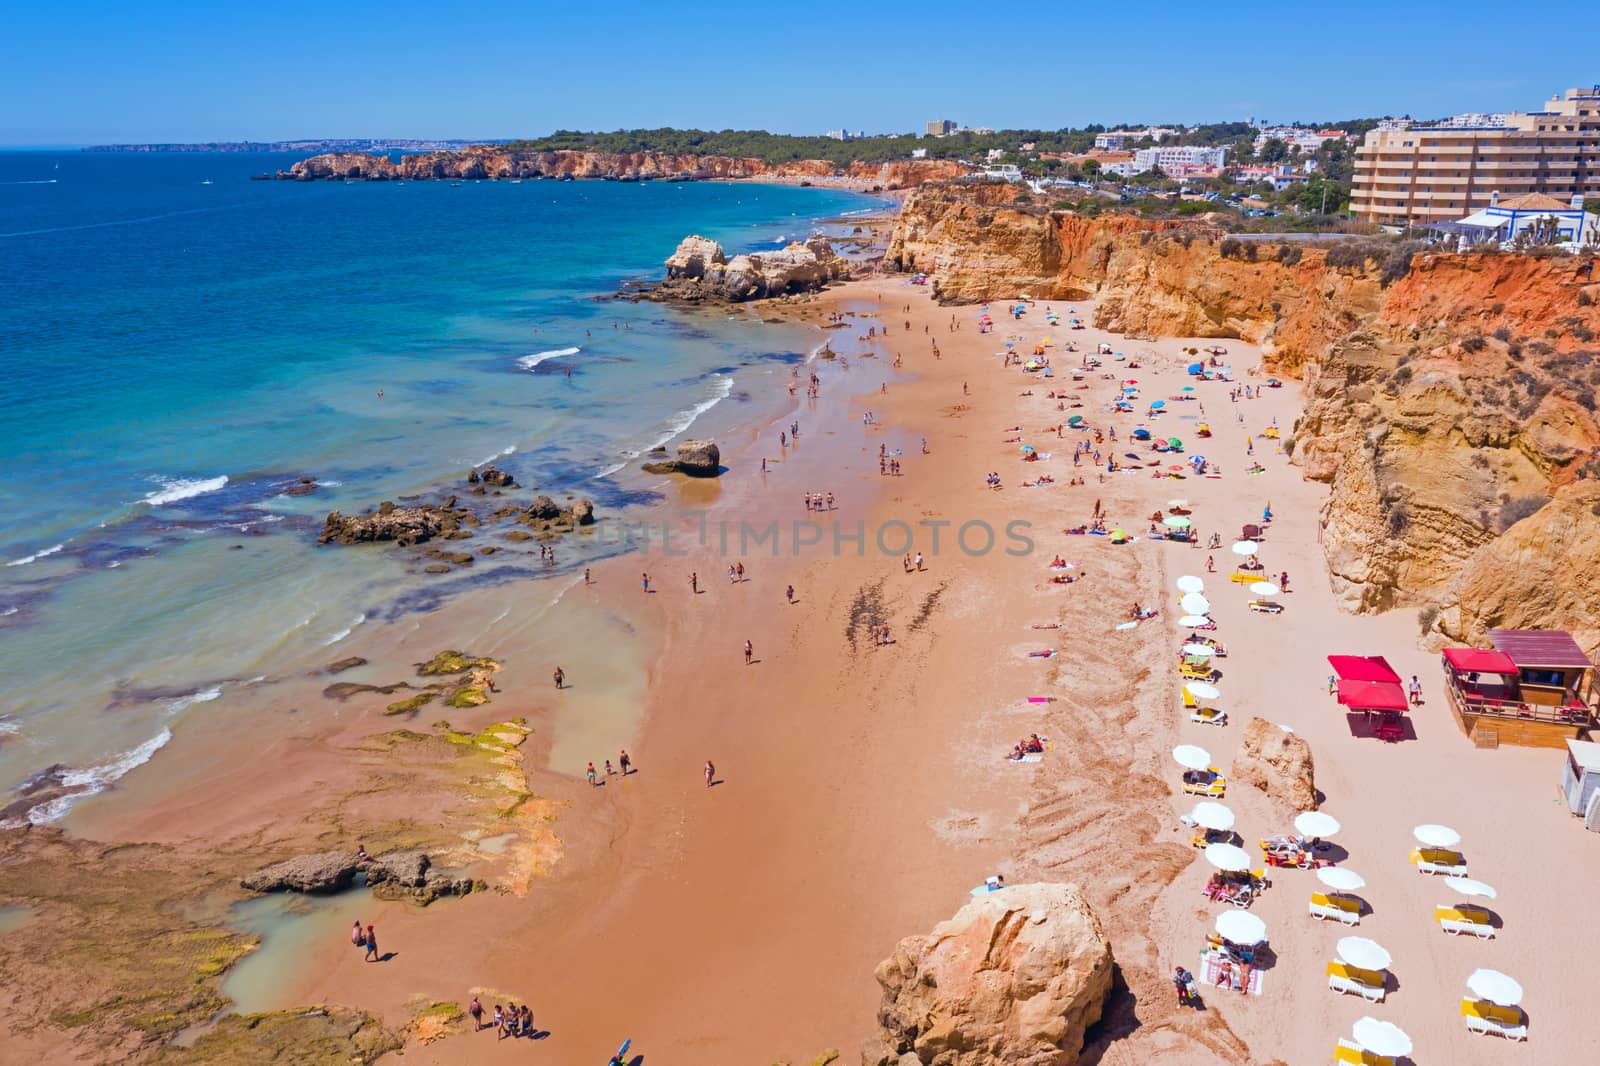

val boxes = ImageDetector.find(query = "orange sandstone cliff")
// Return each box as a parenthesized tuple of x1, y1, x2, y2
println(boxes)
(279, 148, 968, 189)
(889, 181, 1600, 645)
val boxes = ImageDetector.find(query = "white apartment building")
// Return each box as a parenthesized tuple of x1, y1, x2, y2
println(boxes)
(1093, 126, 1180, 150)
(1133, 145, 1228, 172)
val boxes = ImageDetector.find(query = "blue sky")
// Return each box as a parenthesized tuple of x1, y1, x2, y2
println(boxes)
(2, 1, 1594, 144)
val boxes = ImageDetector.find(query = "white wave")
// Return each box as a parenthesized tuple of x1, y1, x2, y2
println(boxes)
(1, 606, 18, 616)
(0, 718, 20, 735)
(141, 475, 228, 506)
(517, 346, 581, 371)
(474, 445, 517, 467)
(6, 543, 65, 567)
(321, 613, 367, 646)
(319, 479, 343, 488)
(21, 727, 174, 826)
(0, 178, 59, 185)
(107, 561, 121, 568)
(165, 686, 223, 713)
(593, 375, 734, 480)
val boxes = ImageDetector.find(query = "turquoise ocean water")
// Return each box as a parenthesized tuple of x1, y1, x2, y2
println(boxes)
(0, 151, 880, 818)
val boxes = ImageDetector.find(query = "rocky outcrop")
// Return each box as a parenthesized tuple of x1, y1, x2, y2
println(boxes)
(642, 439, 722, 476)
(889, 180, 1600, 639)
(318, 499, 473, 546)
(510, 495, 597, 533)
(1231, 717, 1317, 811)
(467, 465, 514, 488)
(275, 148, 971, 187)
(865, 882, 1113, 1066)
(241, 851, 360, 894)
(647, 235, 850, 303)
(364, 850, 484, 904)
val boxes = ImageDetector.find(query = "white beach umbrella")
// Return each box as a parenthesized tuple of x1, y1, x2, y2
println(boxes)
(1413, 823, 1462, 849)
(1447, 878, 1497, 900)
(1466, 968, 1524, 1006)
(1214, 909, 1267, 944)
(1185, 681, 1221, 700)
(1179, 614, 1212, 627)
(1180, 593, 1211, 616)
(1250, 582, 1279, 596)
(1164, 515, 1193, 529)
(1182, 644, 1216, 658)
(1191, 801, 1235, 831)
(1317, 867, 1366, 892)
(1204, 842, 1252, 872)
(1351, 1018, 1412, 1059)
(1336, 936, 1392, 972)
(1176, 575, 1206, 594)
(1173, 744, 1212, 770)
(1294, 811, 1341, 838)
(1231, 540, 1259, 556)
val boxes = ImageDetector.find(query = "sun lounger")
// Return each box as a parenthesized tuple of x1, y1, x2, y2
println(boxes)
(1179, 666, 1220, 683)
(1182, 688, 1197, 708)
(1434, 905, 1495, 938)
(1229, 572, 1259, 584)
(1334, 1038, 1395, 1066)
(1191, 706, 1227, 725)
(1309, 892, 1361, 925)
(1326, 961, 1385, 1003)
(1181, 770, 1226, 797)
(1410, 847, 1468, 876)
(1248, 600, 1284, 613)
(1462, 998, 1527, 1041)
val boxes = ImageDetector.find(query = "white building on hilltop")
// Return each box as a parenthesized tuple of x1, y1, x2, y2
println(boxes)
(1133, 145, 1227, 173)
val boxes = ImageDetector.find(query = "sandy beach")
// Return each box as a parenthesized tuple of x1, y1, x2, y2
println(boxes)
(5, 240, 1598, 1066)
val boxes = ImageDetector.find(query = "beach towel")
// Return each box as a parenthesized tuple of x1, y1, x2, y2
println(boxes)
(1028, 649, 1056, 658)
(1008, 754, 1043, 763)
(1026, 696, 1054, 703)
(1199, 951, 1264, 995)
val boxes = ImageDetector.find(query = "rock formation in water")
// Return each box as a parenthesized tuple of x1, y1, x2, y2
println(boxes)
(887, 179, 1600, 645)
(241, 850, 361, 893)
(1231, 717, 1317, 810)
(864, 882, 1114, 1066)
(646, 235, 850, 303)
(318, 499, 475, 546)
(273, 148, 968, 189)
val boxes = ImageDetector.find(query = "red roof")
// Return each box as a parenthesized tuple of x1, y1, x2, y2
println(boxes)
(1489, 629, 1592, 670)
(1337, 679, 1409, 712)
(1441, 648, 1519, 675)
(1328, 655, 1403, 684)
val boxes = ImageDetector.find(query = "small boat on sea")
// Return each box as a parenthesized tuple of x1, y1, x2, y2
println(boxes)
(199, 178, 213, 185)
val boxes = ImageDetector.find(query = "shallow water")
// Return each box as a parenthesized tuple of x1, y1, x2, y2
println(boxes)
(0, 150, 881, 813)
(0, 903, 35, 934)
(219, 890, 376, 1016)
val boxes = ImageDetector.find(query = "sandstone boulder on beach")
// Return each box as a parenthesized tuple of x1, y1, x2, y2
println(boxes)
(675, 439, 721, 476)
(649, 235, 849, 302)
(365, 849, 484, 904)
(1231, 716, 1318, 810)
(864, 882, 1114, 1066)
(241, 851, 360, 894)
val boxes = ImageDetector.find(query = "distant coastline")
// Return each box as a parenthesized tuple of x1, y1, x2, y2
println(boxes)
(81, 138, 511, 153)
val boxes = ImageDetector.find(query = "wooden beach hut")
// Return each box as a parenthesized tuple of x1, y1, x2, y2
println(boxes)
(1440, 629, 1596, 748)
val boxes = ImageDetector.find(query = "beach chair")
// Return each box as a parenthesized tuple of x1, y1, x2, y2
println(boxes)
(1326, 961, 1385, 1003)
(1181, 770, 1227, 797)
(1182, 688, 1197, 709)
(1434, 905, 1495, 939)
(1191, 705, 1227, 726)
(1248, 600, 1284, 613)
(1179, 663, 1220, 683)
(1410, 847, 1468, 876)
(1333, 1038, 1395, 1066)
(1309, 892, 1361, 925)
(1462, 998, 1528, 1041)
(1230, 572, 1259, 584)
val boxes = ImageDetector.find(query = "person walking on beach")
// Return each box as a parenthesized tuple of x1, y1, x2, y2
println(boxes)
(469, 996, 484, 1031)
(736, 562, 745, 583)
(744, 639, 753, 665)
(1206, 555, 1215, 573)
(604, 759, 615, 776)
(363, 924, 378, 962)
(728, 563, 737, 584)
(690, 571, 698, 595)
(587, 762, 598, 787)
(705, 760, 716, 787)
(491, 1004, 503, 1034)
(915, 551, 924, 572)
(619, 750, 632, 775)
(584, 567, 591, 585)
(642, 572, 650, 593)
(1408, 675, 1422, 705)
(553, 666, 565, 690)
(786, 584, 795, 605)
(351, 920, 365, 950)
